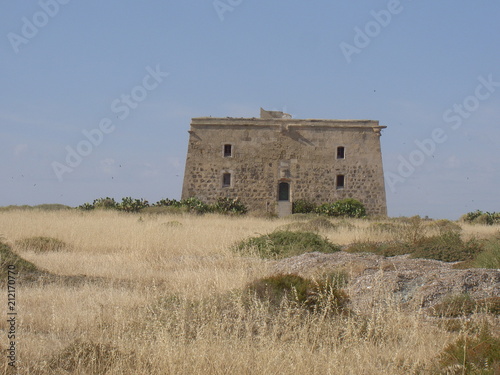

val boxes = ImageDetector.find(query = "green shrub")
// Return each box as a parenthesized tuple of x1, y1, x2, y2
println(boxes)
(234, 230, 341, 259)
(211, 197, 247, 215)
(315, 198, 366, 218)
(154, 198, 182, 207)
(78, 202, 95, 211)
(292, 199, 317, 214)
(410, 231, 482, 262)
(15, 236, 67, 253)
(474, 238, 500, 269)
(437, 328, 500, 374)
(243, 273, 349, 313)
(117, 197, 149, 212)
(180, 197, 210, 214)
(93, 197, 118, 210)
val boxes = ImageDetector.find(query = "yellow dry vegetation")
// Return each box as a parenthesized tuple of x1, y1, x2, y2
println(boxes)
(0, 210, 498, 374)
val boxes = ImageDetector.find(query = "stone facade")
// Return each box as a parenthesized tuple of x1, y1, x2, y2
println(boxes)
(181, 109, 387, 216)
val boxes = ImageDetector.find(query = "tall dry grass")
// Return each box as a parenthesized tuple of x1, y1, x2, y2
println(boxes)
(0, 209, 498, 374)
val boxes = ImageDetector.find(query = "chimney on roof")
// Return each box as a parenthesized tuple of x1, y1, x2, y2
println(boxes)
(260, 108, 292, 119)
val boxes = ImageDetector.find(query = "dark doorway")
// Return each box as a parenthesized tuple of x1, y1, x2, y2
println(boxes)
(278, 182, 290, 201)
(222, 173, 231, 187)
(336, 175, 345, 189)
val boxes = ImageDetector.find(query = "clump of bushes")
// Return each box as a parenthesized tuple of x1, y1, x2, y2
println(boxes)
(410, 231, 482, 262)
(243, 273, 349, 313)
(315, 198, 366, 218)
(117, 197, 149, 212)
(211, 197, 248, 215)
(15, 236, 67, 253)
(78, 196, 248, 215)
(461, 210, 500, 225)
(292, 199, 317, 214)
(234, 230, 341, 259)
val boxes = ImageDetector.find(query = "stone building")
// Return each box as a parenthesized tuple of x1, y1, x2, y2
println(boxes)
(181, 108, 387, 216)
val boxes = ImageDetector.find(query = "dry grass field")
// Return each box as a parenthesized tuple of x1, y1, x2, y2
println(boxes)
(0, 209, 499, 374)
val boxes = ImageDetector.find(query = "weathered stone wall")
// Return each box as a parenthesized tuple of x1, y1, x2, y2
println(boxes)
(181, 117, 387, 216)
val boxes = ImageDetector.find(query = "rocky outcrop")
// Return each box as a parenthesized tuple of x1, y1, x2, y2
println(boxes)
(272, 251, 500, 312)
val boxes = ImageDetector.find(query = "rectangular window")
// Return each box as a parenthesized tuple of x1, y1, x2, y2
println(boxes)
(336, 174, 345, 189)
(337, 146, 345, 159)
(222, 173, 231, 187)
(224, 144, 232, 157)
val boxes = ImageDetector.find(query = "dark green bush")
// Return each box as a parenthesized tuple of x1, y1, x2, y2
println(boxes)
(292, 199, 317, 214)
(315, 198, 366, 218)
(117, 197, 149, 212)
(234, 230, 341, 259)
(15, 236, 67, 253)
(244, 273, 349, 313)
(211, 197, 247, 215)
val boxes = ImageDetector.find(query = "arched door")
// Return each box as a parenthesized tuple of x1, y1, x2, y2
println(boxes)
(278, 182, 290, 201)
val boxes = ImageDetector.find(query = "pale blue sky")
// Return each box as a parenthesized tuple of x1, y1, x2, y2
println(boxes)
(1, 1, 499, 219)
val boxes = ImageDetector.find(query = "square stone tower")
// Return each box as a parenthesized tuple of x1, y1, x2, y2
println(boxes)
(181, 109, 387, 216)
